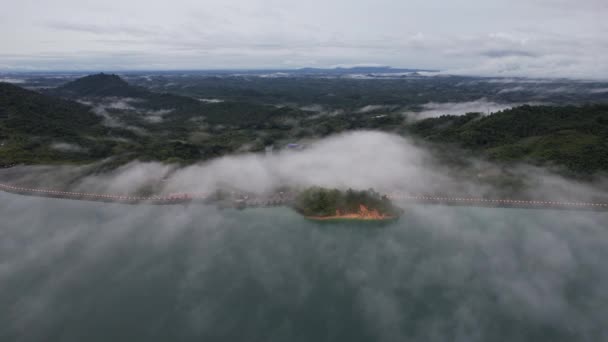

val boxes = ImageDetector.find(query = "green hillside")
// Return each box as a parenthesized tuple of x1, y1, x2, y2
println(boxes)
(408, 105, 608, 174)
(0, 82, 120, 165)
(2, 76, 608, 176)
(51, 73, 306, 127)
(0, 82, 103, 136)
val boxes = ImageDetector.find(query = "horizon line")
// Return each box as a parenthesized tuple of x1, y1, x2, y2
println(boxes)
(0, 66, 441, 74)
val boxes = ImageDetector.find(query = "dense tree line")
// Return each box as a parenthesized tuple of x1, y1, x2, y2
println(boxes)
(408, 105, 608, 174)
(294, 187, 401, 217)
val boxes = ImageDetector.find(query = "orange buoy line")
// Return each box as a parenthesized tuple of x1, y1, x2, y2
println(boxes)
(0, 182, 186, 203)
(1, 182, 607, 209)
(387, 194, 608, 208)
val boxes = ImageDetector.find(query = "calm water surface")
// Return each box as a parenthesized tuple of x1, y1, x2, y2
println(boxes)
(1, 193, 607, 342)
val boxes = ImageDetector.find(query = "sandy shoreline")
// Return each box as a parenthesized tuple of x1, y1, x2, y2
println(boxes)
(304, 215, 399, 221)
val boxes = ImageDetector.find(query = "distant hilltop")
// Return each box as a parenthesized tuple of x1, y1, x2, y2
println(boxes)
(49, 73, 147, 98)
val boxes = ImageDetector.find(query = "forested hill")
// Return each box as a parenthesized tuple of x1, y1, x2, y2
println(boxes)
(49, 73, 306, 126)
(50, 73, 147, 98)
(408, 104, 608, 174)
(48, 73, 205, 112)
(1, 76, 607, 175)
(0, 82, 103, 137)
(0, 82, 117, 165)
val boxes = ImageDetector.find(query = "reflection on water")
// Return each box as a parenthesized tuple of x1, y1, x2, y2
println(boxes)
(1, 193, 607, 342)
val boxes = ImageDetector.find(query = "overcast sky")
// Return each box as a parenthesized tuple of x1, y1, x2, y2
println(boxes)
(1, 0, 607, 78)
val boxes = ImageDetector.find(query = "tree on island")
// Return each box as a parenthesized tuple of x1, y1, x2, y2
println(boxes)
(293, 187, 402, 218)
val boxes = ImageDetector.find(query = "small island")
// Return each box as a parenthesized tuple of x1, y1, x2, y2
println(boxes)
(293, 187, 403, 222)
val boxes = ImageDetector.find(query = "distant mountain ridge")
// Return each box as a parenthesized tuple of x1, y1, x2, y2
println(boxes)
(294, 66, 437, 74)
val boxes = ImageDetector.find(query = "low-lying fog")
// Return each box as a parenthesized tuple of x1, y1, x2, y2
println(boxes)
(0, 193, 607, 341)
(3, 131, 607, 203)
(1, 131, 608, 341)
(410, 99, 518, 120)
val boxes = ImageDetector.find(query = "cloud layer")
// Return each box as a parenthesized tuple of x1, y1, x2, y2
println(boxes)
(1, 0, 607, 78)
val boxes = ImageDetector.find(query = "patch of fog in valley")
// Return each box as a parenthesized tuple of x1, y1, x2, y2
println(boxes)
(143, 109, 174, 123)
(408, 99, 519, 120)
(356, 105, 395, 113)
(300, 104, 345, 119)
(198, 98, 224, 104)
(82, 97, 174, 131)
(49, 142, 88, 153)
(0, 77, 26, 84)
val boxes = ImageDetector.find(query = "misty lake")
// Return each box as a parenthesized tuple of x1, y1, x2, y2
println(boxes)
(1, 192, 607, 342)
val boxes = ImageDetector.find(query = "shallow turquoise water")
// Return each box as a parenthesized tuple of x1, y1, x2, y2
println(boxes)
(1, 193, 607, 342)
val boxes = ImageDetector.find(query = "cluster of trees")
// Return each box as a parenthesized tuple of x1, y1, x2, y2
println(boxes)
(408, 105, 608, 174)
(0, 82, 103, 137)
(293, 187, 401, 217)
(0, 82, 113, 165)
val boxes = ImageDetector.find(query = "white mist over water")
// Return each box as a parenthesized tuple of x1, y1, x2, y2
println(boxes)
(0, 192, 607, 342)
(1, 131, 608, 341)
(3, 131, 607, 205)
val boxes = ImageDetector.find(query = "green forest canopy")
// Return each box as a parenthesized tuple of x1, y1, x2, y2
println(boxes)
(293, 187, 402, 217)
